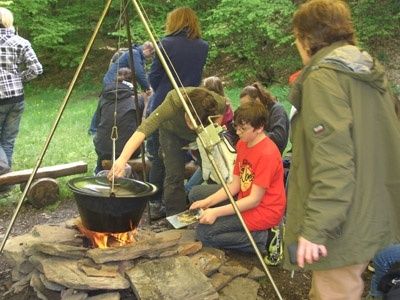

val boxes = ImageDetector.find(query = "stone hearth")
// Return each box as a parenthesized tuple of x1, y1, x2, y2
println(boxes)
(2, 220, 265, 299)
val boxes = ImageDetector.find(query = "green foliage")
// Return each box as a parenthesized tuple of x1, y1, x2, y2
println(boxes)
(10, 0, 105, 67)
(3, 0, 399, 86)
(202, 0, 296, 85)
(349, 0, 400, 46)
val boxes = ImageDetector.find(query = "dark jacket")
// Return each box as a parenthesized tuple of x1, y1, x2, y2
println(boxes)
(103, 46, 150, 90)
(94, 82, 143, 159)
(267, 102, 289, 154)
(147, 30, 208, 113)
(284, 41, 400, 270)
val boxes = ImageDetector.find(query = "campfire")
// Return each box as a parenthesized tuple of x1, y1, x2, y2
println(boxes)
(2, 220, 265, 299)
(75, 219, 137, 249)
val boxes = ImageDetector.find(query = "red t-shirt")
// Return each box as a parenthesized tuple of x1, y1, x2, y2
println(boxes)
(233, 137, 286, 231)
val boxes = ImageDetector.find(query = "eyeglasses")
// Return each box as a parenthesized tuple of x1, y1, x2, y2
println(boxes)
(234, 124, 253, 133)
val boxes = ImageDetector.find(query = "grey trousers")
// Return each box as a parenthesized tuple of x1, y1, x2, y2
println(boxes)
(189, 184, 268, 253)
(159, 128, 191, 216)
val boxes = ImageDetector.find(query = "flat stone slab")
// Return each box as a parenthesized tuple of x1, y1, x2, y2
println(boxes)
(126, 256, 218, 300)
(38, 257, 129, 291)
(33, 242, 87, 259)
(87, 292, 120, 300)
(219, 277, 260, 300)
(219, 264, 249, 278)
(247, 266, 265, 280)
(3, 224, 79, 266)
(190, 247, 226, 276)
(210, 272, 233, 291)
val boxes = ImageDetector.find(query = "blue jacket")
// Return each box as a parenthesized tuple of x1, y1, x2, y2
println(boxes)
(147, 30, 208, 113)
(103, 45, 150, 90)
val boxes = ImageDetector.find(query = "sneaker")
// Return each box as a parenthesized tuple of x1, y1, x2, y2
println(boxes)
(264, 226, 283, 266)
(149, 201, 166, 221)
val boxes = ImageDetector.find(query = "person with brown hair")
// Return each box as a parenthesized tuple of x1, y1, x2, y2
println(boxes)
(284, 1, 400, 299)
(239, 82, 289, 153)
(146, 7, 209, 219)
(109, 87, 226, 216)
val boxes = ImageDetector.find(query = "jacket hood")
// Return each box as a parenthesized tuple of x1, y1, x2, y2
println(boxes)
(319, 45, 387, 94)
(101, 82, 133, 102)
(290, 41, 388, 110)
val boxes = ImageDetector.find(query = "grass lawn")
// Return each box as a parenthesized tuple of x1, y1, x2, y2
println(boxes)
(1, 83, 291, 205)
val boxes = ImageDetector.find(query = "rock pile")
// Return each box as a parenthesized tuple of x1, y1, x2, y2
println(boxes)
(2, 220, 265, 299)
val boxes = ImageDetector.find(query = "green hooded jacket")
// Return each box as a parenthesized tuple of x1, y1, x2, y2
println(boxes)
(284, 41, 400, 271)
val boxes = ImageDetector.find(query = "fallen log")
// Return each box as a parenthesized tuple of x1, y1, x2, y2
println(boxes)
(0, 161, 88, 186)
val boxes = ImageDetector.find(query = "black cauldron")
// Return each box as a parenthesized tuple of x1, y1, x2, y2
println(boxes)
(68, 176, 157, 233)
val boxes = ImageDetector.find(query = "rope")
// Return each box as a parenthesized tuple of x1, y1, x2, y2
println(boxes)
(110, 0, 127, 193)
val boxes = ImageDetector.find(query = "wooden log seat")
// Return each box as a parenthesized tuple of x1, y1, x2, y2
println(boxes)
(0, 161, 88, 208)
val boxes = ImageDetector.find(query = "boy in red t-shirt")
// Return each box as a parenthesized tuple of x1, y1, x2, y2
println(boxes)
(189, 101, 286, 253)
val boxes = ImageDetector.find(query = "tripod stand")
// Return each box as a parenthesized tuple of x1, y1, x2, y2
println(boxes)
(0, 1, 283, 298)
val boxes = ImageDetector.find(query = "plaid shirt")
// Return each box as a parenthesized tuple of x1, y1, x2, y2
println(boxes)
(0, 28, 42, 99)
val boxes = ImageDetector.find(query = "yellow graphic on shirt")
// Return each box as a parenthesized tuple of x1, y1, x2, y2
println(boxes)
(240, 159, 254, 192)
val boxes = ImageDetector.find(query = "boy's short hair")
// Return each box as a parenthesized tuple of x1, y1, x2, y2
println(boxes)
(234, 101, 267, 130)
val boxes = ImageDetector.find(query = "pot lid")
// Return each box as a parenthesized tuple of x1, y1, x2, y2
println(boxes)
(68, 176, 156, 198)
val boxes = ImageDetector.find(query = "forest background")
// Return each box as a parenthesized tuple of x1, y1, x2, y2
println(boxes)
(2, 0, 400, 88)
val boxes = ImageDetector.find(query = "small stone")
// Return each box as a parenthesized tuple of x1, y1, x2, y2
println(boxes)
(219, 265, 249, 277)
(178, 241, 202, 256)
(247, 266, 265, 280)
(210, 272, 233, 291)
(219, 277, 260, 300)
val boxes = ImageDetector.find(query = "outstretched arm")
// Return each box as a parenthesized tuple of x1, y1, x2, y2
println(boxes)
(108, 131, 145, 179)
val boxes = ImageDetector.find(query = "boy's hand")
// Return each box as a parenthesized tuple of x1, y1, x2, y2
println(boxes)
(198, 208, 218, 224)
(107, 158, 126, 181)
(189, 198, 212, 210)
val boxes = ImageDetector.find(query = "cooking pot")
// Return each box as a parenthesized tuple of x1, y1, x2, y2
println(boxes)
(68, 176, 157, 233)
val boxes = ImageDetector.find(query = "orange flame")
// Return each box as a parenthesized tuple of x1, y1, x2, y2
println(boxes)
(76, 219, 137, 249)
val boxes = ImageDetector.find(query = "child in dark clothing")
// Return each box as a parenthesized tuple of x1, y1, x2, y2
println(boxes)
(93, 68, 144, 173)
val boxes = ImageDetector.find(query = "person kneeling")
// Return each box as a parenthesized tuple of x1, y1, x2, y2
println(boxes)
(189, 102, 286, 253)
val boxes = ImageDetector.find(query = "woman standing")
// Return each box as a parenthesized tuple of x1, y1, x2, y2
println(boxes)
(0, 7, 42, 177)
(146, 7, 209, 219)
(284, 1, 400, 299)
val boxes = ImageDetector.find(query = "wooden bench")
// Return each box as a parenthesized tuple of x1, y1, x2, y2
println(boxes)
(0, 161, 88, 208)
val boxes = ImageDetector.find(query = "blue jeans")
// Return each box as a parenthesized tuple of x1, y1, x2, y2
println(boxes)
(189, 184, 268, 253)
(184, 167, 203, 194)
(0, 101, 24, 169)
(370, 244, 400, 297)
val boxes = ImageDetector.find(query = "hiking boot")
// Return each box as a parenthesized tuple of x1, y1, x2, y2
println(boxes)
(149, 201, 166, 221)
